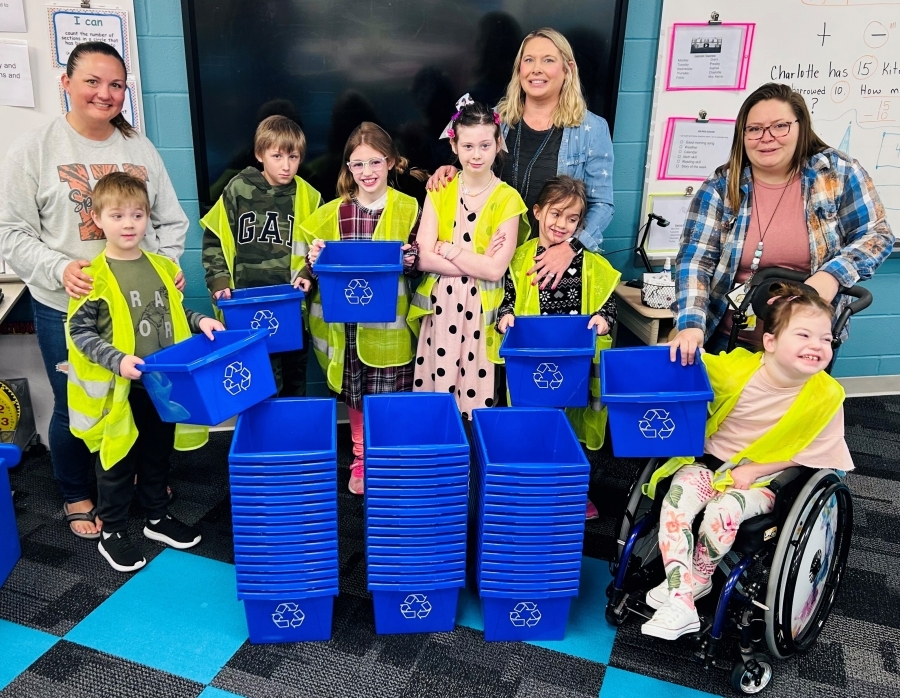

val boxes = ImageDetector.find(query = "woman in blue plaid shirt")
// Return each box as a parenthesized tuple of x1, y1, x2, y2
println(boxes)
(669, 83, 893, 364)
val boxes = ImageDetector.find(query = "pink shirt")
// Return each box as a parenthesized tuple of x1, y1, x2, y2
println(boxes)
(719, 175, 811, 345)
(705, 368, 854, 472)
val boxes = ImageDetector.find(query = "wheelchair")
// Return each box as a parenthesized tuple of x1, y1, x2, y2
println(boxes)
(604, 268, 872, 694)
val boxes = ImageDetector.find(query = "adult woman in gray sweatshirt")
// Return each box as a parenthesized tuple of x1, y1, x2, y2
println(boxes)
(0, 42, 188, 538)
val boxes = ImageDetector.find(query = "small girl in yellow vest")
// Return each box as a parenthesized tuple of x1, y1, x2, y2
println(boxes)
(642, 284, 853, 641)
(409, 97, 530, 418)
(300, 123, 420, 495)
(496, 176, 620, 521)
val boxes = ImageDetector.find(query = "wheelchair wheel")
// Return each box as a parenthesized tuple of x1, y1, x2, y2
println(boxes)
(764, 469, 853, 659)
(615, 458, 661, 568)
(730, 654, 773, 694)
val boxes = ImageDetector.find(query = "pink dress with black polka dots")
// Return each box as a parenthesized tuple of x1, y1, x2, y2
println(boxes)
(413, 208, 496, 420)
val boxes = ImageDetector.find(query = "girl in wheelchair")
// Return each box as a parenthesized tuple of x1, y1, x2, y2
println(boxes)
(641, 282, 853, 641)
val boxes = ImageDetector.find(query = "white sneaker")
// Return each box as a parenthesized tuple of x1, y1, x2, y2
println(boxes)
(645, 577, 713, 610)
(641, 600, 701, 641)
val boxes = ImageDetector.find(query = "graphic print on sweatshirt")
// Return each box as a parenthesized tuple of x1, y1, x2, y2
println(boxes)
(57, 163, 149, 241)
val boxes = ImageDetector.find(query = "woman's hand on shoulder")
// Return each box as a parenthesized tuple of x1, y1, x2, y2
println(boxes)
(527, 243, 576, 290)
(63, 259, 93, 299)
(667, 328, 705, 365)
(425, 166, 458, 192)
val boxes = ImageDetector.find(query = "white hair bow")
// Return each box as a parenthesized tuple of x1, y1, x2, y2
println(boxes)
(439, 93, 507, 152)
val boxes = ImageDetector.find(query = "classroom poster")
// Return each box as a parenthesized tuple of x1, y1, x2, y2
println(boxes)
(47, 5, 130, 71)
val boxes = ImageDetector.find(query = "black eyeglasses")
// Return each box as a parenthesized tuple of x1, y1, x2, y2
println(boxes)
(744, 120, 798, 140)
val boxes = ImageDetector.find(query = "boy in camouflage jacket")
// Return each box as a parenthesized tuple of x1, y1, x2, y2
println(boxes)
(200, 116, 321, 395)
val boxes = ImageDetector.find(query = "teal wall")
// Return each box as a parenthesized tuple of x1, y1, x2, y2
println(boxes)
(135, 0, 898, 379)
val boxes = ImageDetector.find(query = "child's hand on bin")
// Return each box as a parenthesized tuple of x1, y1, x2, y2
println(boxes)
(588, 315, 609, 336)
(199, 317, 225, 339)
(497, 314, 514, 334)
(293, 277, 311, 292)
(120, 355, 144, 380)
(213, 288, 231, 301)
(307, 239, 326, 266)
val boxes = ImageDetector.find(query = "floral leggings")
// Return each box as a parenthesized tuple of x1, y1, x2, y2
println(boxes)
(659, 465, 776, 608)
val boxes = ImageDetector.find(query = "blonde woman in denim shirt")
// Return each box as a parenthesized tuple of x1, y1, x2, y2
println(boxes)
(669, 83, 893, 365)
(428, 28, 615, 290)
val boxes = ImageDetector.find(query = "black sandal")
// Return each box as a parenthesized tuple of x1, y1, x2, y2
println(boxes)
(63, 503, 101, 540)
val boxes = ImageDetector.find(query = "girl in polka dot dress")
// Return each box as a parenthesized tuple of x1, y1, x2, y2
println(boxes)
(409, 98, 530, 419)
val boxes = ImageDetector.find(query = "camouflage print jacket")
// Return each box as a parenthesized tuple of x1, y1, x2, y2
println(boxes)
(201, 167, 321, 293)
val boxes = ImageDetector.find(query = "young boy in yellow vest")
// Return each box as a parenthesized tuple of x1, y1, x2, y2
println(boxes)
(67, 173, 224, 573)
(200, 115, 321, 396)
(641, 284, 853, 640)
(496, 176, 620, 521)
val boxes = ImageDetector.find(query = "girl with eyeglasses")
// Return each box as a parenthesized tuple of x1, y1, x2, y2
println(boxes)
(298, 122, 421, 495)
(668, 82, 893, 365)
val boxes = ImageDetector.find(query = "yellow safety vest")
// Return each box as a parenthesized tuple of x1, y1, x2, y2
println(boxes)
(508, 238, 620, 449)
(199, 175, 321, 317)
(296, 189, 419, 393)
(66, 253, 209, 470)
(407, 178, 529, 364)
(643, 348, 845, 499)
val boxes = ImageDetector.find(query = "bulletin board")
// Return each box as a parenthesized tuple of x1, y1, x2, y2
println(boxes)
(0, 0, 145, 163)
(640, 1, 900, 258)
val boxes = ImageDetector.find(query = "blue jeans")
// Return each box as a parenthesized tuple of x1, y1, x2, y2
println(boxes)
(32, 299, 95, 504)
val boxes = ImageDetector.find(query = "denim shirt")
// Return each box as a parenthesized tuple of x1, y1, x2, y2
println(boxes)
(502, 110, 614, 252)
(675, 148, 894, 337)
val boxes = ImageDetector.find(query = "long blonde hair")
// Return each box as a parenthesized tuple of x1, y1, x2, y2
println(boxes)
(722, 82, 828, 210)
(496, 28, 586, 129)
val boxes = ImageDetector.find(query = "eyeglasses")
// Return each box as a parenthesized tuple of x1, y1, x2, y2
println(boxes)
(347, 157, 387, 174)
(744, 120, 798, 140)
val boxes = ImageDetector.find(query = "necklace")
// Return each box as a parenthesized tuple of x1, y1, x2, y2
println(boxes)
(748, 175, 794, 275)
(511, 121, 556, 204)
(459, 173, 495, 198)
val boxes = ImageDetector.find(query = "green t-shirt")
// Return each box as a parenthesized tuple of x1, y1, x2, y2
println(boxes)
(106, 254, 175, 358)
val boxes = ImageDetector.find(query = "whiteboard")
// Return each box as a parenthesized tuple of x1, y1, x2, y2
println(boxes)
(0, 0, 144, 163)
(641, 1, 900, 257)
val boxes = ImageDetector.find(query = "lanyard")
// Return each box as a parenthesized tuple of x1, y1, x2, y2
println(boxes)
(511, 122, 556, 203)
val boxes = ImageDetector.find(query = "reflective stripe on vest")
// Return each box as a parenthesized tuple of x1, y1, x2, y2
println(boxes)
(299, 188, 419, 393)
(66, 252, 209, 470)
(642, 349, 846, 499)
(508, 238, 621, 450)
(408, 179, 528, 364)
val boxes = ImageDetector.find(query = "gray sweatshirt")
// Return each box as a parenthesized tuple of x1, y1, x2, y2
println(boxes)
(0, 116, 188, 312)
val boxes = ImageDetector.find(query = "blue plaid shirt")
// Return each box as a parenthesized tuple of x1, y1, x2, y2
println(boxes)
(675, 149, 894, 336)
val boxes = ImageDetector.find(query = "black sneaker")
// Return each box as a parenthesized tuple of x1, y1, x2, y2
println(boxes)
(98, 532, 147, 573)
(143, 515, 201, 549)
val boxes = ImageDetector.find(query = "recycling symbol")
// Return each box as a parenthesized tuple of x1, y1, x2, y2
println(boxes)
(399, 593, 432, 619)
(344, 278, 374, 305)
(250, 308, 279, 335)
(222, 361, 252, 395)
(271, 602, 305, 628)
(509, 601, 541, 627)
(533, 362, 564, 390)
(638, 409, 676, 439)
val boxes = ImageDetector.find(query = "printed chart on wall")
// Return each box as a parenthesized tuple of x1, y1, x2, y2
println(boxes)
(0, 1, 144, 163)
(641, 1, 900, 258)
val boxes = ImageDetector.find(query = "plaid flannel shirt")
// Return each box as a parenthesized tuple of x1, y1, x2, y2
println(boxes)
(675, 148, 894, 337)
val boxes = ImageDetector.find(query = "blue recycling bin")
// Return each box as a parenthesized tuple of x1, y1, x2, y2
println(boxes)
(601, 346, 713, 457)
(0, 444, 22, 587)
(500, 315, 596, 408)
(217, 284, 305, 353)
(228, 399, 339, 644)
(314, 241, 403, 323)
(139, 329, 276, 425)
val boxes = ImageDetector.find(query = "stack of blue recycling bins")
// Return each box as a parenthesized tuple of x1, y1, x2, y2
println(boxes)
(471, 408, 589, 641)
(228, 398, 339, 644)
(363, 392, 470, 634)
